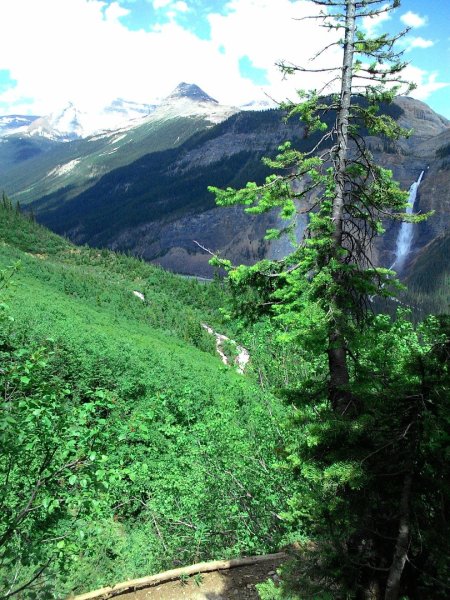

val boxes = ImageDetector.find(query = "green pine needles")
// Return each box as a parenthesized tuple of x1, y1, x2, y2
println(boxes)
(209, 1, 447, 599)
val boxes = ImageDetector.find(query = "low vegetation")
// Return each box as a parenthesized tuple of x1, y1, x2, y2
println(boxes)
(0, 204, 296, 597)
(2, 171, 448, 600)
(1, 1, 449, 598)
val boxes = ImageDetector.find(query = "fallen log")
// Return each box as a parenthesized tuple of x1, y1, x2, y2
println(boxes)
(70, 552, 287, 600)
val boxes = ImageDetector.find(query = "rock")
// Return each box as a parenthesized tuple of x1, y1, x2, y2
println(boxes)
(202, 323, 250, 374)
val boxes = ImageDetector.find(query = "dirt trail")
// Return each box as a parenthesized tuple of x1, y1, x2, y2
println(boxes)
(71, 555, 286, 600)
(99, 557, 283, 600)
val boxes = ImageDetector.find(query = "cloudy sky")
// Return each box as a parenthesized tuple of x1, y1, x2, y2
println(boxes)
(0, 0, 448, 118)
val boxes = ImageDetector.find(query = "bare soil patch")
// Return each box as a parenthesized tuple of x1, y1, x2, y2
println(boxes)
(95, 557, 284, 600)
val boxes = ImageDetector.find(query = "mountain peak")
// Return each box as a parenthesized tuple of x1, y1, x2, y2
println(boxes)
(167, 83, 218, 104)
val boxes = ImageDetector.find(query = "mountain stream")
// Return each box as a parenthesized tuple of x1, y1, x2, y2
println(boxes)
(132, 291, 249, 374)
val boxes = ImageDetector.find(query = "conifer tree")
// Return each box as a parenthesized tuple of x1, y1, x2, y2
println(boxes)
(210, 0, 419, 412)
(209, 1, 446, 598)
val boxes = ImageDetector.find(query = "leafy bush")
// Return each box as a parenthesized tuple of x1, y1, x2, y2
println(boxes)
(0, 209, 295, 597)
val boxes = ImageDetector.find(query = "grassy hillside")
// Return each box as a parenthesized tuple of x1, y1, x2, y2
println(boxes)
(0, 206, 294, 598)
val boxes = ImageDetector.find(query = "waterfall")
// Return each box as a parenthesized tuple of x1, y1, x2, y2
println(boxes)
(391, 171, 424, 271)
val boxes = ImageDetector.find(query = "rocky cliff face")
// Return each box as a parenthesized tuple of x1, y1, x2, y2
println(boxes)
(34, 97, 449, 279)
(369, 99, 450, 271)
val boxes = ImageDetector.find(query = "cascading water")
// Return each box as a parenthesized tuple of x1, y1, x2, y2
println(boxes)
(391, 170, 425, 271)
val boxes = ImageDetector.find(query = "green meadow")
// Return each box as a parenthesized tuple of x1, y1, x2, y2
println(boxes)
(0, 205, 294, 597)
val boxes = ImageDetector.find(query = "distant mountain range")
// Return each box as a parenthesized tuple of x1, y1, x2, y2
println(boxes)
(15, 99, 158, 142)
(0, 84, 448, 313)
(0, 83, 247, 143)
(0, 83, 239, 205)
(0, 100, 153, 141)
(0, 115, 41, 135)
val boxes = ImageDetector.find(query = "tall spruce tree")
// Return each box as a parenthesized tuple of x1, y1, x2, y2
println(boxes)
(209, 1, 448, 599)
(210, 0, 417, 413)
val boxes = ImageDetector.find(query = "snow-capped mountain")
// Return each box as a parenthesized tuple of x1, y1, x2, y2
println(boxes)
(0, 83, 238, 143)
(0, 83, 241, 209)
(0, 115, 40, 135)
(103, 98, 157, 119)
(146, 82, 237, 125)
(166, 82, 218, 104)
(23, 103, 87, 141)
(240, 99, 276, 111)
(9, 100, 157, 142)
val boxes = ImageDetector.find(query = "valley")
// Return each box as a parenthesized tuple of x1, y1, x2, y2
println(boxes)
(1, 88, 448, 305)
(1, 76, 449, 600)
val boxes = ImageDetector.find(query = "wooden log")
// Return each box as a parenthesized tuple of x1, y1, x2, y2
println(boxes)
(70, 552, 287, 600)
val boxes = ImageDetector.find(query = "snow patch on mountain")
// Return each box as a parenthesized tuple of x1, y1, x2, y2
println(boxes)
(109, 133, 128, 145)
(240, 99, 276, 111)
(48, 158, 81, 177)
(0, 83, 242, 142)
(0, 115, 40, 135)
(144, 82, 237, 125)
(149, 95, 237, 124)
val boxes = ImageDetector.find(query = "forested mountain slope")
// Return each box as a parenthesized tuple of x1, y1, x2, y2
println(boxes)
(403, 230, 450, 315)
(26, 97, 450, 284)
(1, 114, 215, 206)
(0, 84, 237, 207)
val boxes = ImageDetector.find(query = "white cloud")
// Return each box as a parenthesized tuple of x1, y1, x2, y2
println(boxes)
(0, 0, 341, 114)
(208, 0, 342, 103)
(153, 0, 172, 8)
(406, 37, 434, 50)
(0, 0, 444, 118)
(172, 1, 189, 12)
(400, 11, 427, 29)
(0, 0, 234, 112)
(404, 65, 449, 101)
(362, 3, 391, 37)
(154, 0, 188, 13)
(104, 2, 130, 22)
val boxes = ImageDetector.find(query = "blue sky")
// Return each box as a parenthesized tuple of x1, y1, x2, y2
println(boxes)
(0, 0, 448, 117)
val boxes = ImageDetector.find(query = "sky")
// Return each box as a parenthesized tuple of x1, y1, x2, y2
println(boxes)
(0, 0, 449, 118)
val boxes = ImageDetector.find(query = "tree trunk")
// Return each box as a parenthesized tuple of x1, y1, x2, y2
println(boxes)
(332, 0, 356, 250)
(384, 470, 413, 600)
(328, 0, 356, 411)
(328, 328, 352, 413)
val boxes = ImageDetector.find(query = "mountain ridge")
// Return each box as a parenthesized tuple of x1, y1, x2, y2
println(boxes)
(1, 91, 449, 310)
(26, 97, 449, 283)
(0, 83, 231, 142)
(0, 84, 240, 207)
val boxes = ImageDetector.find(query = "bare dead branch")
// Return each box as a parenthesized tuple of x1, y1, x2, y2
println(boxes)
(3, 560, 51, 599)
